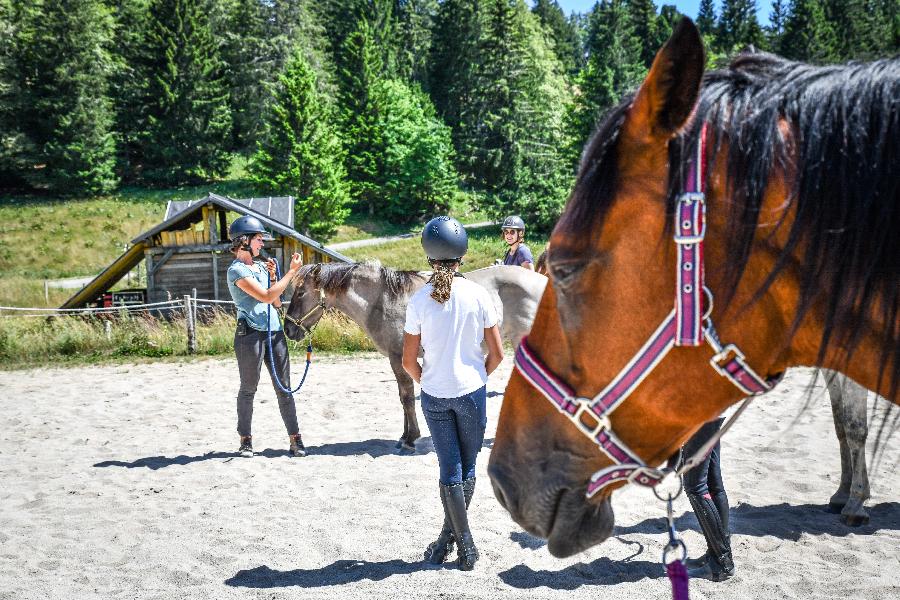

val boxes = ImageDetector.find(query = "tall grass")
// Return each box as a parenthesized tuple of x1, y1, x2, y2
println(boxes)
(0, 309, 375, 370)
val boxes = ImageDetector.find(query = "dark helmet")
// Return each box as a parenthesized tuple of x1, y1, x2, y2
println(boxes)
(501, 215, 525, 231)
(228, 215, 267, 240)
(421, 216, 468, 260)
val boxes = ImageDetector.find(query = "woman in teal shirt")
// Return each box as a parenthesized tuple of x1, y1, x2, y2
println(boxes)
(226, 215, 305, 458)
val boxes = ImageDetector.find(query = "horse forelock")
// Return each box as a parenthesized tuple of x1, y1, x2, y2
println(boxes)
(563, 50, 899, 397)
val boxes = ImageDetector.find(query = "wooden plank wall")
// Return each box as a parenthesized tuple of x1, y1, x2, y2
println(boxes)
(148, 252, 230, 303)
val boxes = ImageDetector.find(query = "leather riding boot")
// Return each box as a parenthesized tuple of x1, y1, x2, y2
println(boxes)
(424, 485, 455, 563)
(424, 478, 476, 564)
(686, 493, 735, 581)
(443, 483, 479, 571)
(684, 552, 710, 569)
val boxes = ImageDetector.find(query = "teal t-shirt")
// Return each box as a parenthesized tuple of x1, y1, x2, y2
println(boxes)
(226, 259, 282, 332)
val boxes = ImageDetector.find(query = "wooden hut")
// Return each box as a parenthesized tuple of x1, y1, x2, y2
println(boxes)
(61, 193, 352, 309)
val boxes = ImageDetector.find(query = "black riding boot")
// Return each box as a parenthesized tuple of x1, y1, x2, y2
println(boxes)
(424, 477, 475, 564)
(686, 493, 735, 581)
(443, 482, 479, 570)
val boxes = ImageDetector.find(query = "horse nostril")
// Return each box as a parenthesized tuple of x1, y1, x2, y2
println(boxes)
(488, 465, 515, 512)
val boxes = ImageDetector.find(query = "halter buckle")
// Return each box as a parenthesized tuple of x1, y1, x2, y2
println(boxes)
(674, 193, 707, 244)
(571, 399, 612, 439)
(710, 343, 744, 377)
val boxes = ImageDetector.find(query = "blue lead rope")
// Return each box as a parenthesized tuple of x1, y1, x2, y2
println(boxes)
(265, 260, 312, 394)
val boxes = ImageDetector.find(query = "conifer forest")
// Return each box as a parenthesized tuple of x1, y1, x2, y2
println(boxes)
(1, 0, 897, 234)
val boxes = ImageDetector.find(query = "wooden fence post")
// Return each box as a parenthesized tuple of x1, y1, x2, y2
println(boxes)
(184, 295, 196, 354)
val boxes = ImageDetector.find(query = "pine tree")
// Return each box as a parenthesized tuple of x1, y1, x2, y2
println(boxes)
(567, 0, 643, 167)
(13, 0, 118, 194)
(220, 0, 270, 150)
(109, 0, 152, 182)
(532, 0, 584, 77)
(627, 0, 659, 68)
(249, 51, 350, 239)
(766, 0, 789, 50)
(656, 4, 685, 48)
(0, 0, 27, 187)
(137, 0, 232, 184)
(696, 0, 716, 36)
(429, 0, 482, 134)
(396, 0, 440, 87)
(376, 80, 458, 222)
(716, 0, 766, 53)
(780, 0, 838, 62)
(460, 0, 571, 230)
(337, 19, 386, 214)
(822, 0, 895, 60)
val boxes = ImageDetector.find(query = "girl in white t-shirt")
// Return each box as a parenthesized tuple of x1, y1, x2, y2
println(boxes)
(402, 216, 504, 572)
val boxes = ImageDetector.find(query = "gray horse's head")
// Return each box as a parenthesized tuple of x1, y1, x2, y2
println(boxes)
(283, 261, 425, 341)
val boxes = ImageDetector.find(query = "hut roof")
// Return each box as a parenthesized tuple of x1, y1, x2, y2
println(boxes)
(132, 192, 352, 263)
(165, 195, 295, 229)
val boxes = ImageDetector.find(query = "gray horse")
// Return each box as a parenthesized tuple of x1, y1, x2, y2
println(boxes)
(823, 371, 871, 526)
(281, 262, 873, 524)
(282, 261, 547, 451)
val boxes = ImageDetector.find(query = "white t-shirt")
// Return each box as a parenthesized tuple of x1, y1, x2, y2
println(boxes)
(403, 276, 499, 398)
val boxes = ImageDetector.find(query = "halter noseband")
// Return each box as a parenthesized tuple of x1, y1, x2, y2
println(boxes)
(514, 124, 780, 498)
(283, 287, 327, 339)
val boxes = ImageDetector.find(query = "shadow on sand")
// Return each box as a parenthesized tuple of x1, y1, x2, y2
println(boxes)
(225, 559, 432, 588)
(616, 501, 900, 541)
(93, 436, 495, 469)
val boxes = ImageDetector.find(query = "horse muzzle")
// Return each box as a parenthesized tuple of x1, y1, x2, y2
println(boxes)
(488, 444, 615, 557)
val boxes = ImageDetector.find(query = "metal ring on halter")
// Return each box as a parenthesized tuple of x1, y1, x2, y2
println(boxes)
(652, 470, 684, 503)
(662, 539, 687, 565)
(701, 285, 714, 320)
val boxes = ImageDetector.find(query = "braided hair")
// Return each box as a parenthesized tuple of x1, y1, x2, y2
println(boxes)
(428, 260, 458, 304)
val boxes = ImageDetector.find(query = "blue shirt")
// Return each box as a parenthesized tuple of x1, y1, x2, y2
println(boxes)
(503, 244, 534, 267)
(226, 260, 282, 332)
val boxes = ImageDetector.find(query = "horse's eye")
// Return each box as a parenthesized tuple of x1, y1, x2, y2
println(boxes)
(550, 261, 584, 288)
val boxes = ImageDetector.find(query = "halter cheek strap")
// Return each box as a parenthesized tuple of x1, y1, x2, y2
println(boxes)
(283, 288, 327, 339)
(513, 124, 780, 498)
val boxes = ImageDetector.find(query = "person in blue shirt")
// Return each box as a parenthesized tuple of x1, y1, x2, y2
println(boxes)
(499, 215, 534, 270)
(225, 215, 305, 458)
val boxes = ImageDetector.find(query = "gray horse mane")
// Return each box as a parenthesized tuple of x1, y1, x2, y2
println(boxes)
(297, 261, 425, 299)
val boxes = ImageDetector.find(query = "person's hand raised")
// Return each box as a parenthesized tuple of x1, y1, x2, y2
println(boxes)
(289, 253, 303, 273)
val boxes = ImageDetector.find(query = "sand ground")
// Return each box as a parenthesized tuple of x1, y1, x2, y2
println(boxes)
(1, 355, 898, 599)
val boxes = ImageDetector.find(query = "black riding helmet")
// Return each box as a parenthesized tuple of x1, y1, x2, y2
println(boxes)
(422, 216, 468, 261)
(229, 215, 267, 239)
(228, 215, 267, 251)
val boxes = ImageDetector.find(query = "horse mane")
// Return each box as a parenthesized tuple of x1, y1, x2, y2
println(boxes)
(560, 51, 900, 395)
(298, 261, 425, 299)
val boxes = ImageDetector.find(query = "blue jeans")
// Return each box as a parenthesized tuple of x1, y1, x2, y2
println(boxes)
(421, 386, 487, 485)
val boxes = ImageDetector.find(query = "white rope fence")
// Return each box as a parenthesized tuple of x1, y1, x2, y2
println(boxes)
(0, 297, 290, 318)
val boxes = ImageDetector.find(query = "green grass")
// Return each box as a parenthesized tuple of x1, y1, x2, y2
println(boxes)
(0, 156, 498, 308)
(342, 226, 549, 271)
(0, 156, 529, 366)
(0, 309, 376, 369)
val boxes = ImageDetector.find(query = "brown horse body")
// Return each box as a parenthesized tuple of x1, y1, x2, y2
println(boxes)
(488, 19, 898, 557)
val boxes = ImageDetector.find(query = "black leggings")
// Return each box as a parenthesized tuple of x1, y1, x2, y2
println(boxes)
(682, 417, 726, 498)
(234, 326, 299, 438)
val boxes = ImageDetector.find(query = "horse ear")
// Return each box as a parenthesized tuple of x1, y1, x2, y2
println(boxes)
(623, 18, 705, 144)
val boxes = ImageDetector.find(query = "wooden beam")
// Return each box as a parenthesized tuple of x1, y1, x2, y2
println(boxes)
(147, 248, 175, 276)
(211, 251, 219, 300)
(60, 241, 149, 309)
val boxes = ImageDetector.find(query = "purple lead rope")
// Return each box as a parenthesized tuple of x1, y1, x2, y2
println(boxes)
(667, 560, 690, 600)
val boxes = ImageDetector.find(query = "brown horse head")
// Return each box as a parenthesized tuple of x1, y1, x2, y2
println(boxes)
(489, 18, 899, 557)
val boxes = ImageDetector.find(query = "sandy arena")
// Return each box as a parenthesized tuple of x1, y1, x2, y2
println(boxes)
(1, 355, 898, 599)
